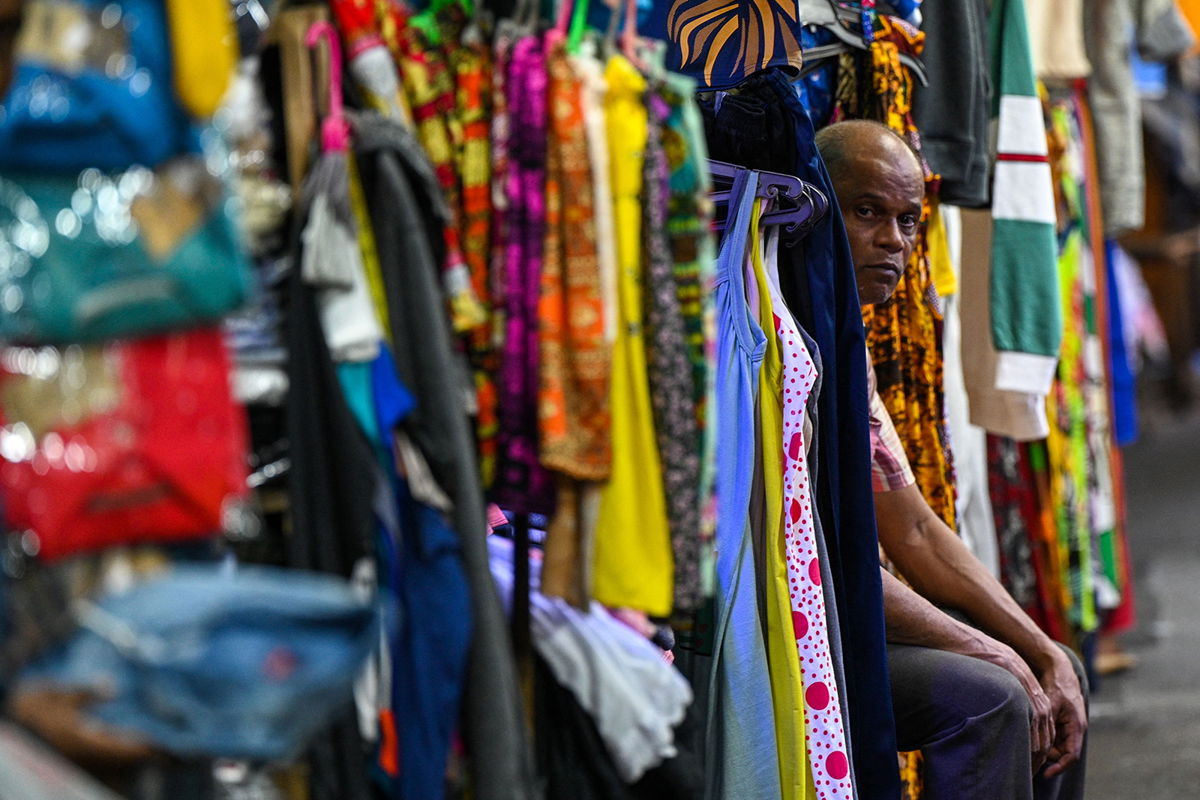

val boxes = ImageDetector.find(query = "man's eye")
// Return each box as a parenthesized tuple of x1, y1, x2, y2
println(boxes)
(899, 215, 918, 228)
(856, 206, 874, 218)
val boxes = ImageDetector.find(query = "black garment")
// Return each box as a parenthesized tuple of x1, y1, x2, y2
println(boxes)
(889, 642, 1088, 800)
(912, 0, 992, 207)
(699, 69, 900, 800)
(283, 229, 377, 578)
(352, 113, 538, 800)
(534, 655, 703, 800)
(283, 165, 379, 800)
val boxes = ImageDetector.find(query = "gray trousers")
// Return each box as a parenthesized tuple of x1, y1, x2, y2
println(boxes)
(888, 641, 1088, 800)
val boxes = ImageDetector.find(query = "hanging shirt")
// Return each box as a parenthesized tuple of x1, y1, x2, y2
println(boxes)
(988, 0, 1062, 386)
(662, 71, 719, 599)
(751, 205, 814, 800)
(538, 40, 611, 481)
(591, 55, 673, 617)
(760, 222, 853, 799)
(493, 34, 556, 515)
(538, 40, 611, 611)
(572, 46, 619, 345)
(643, 85, 703, 614)
(709, 169, 782, 800)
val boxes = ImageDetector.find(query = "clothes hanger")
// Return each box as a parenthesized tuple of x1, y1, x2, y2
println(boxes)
(797, 0, 928, 86)
(304, 21, 350, 154)
(565, 0, 591, 53)
(709, 160, 829, 237)
(545, 0, 573, 49)
(601, 0, 619, 60)
(511, 0, 542, 37)
(619, 0, 649, 72)
(598, 0, 645, 69)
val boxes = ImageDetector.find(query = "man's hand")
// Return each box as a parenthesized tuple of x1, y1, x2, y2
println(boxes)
(1038, 651, 1087, 778)
(969, 636, 1056, 767)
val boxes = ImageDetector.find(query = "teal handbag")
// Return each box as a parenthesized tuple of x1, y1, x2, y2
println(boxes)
(0, 158, 251, 344)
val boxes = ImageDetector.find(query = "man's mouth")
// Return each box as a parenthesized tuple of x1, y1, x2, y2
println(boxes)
(864, 263, 902, 276)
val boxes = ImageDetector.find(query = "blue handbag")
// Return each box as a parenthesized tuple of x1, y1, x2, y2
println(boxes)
(0, 0, 192, 172)
(18, 564, 382, 761)
(0, 159, 252, 344)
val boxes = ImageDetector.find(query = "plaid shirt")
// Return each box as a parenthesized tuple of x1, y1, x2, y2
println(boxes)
(867, 354, 916, 493)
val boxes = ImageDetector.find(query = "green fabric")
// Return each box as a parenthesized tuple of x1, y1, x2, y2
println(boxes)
(1051, 230, 1096, 632)
(989, 220, 1062, 356)
(988, 0, 1037, 111)
(987, 0, 1063, 361)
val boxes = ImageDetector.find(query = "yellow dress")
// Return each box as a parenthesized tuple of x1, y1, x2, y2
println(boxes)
(749, 206, 816, 799)
(591, 56, 673, 617)
(926, 202, 957, 299)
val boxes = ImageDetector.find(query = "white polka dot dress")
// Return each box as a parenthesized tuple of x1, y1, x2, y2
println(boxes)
(767, 229, 852, 800)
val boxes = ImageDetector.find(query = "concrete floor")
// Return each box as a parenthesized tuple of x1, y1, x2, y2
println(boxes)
(1086, 407, 1200, 798)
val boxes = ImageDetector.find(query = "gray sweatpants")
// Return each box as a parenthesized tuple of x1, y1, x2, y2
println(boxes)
(888, 641, 1088, 800)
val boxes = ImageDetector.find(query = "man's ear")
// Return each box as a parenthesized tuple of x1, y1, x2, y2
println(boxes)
(0, 0, 23, 100)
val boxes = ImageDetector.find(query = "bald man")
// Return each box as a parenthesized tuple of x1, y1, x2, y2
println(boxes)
(815, 121, 1087, 800)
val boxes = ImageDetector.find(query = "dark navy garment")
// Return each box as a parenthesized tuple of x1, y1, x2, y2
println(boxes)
(387, 480, 473, 800)
(699, 69, 901, 800)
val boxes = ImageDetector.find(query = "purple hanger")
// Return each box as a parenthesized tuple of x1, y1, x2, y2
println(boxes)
(709, 159, 829, 239)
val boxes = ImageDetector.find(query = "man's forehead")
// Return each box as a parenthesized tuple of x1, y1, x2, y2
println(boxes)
(841, 154, 924, 199)
(852, 187, 924, 208)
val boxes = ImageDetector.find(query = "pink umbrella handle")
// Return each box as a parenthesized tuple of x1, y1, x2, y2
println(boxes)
(305, 20, 350, 153)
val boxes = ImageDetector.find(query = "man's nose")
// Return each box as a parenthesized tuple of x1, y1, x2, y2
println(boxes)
(876, 219, 905, 253)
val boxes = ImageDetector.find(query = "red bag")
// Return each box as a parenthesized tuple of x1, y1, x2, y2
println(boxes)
(0, 327, 249, 561)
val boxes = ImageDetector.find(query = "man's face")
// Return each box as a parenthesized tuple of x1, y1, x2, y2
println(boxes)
(833, 148, 924, 306)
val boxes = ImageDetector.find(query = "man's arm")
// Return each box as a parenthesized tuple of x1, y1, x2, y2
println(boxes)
(875, 483, 1086, 776)
(880, 566, 1055, 760)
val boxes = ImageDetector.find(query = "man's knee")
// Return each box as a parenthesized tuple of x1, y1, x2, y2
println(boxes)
(971, 660, 1031, 728)
(890, 645, 1031, 750)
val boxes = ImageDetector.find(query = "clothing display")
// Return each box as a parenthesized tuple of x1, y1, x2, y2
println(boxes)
(983, 0, 1062, 395)
(911, 0, 990, 206)
(1083, 0, 1195, 237)
(699, 69, 901, 800)
(0, 0, 1171, 797)
(707, 172, 780, 799)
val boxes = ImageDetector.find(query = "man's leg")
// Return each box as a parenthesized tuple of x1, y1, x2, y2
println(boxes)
(889, 643, 1035, 800)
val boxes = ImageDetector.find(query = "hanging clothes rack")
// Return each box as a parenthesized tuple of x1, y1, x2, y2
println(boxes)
(797, 0, 928, 84)
(708, 159, 830, 237)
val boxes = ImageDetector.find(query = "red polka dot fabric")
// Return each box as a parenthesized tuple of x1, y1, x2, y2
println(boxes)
(768, 234, 852, 800)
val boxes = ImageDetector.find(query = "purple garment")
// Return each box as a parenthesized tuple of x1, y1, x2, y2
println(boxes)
(493, 35, 555, 515)
(489, 28, 513, 314)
